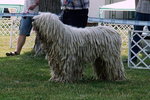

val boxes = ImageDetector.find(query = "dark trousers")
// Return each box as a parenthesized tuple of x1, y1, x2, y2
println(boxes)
(131, 12, 150, 61)
(60, 9, 88, 28)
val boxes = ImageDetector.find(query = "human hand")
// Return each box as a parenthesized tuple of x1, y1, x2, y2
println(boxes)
(28, 4, 37, 10)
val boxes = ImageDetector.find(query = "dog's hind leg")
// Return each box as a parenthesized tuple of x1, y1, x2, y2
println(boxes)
(93, 56, 126, 81)
(93, 57, 108, 80)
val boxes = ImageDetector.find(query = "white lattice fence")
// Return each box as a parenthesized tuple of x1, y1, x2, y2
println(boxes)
(0, 18, 131, 50)
(101, 23, 150, 68)
(99, 22, 133, 50)
(0, 17, 131, 56)
(128, 30, 150, 69)
(0, 18, 13, 36)
(0, 17, 35, 49)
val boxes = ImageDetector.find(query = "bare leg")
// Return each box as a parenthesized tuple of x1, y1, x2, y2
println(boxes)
(15, 34, 26, 54)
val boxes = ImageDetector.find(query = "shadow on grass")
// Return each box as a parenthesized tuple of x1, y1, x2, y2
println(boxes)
(0, 53, 130, 83)
(0, 52, 150, 85)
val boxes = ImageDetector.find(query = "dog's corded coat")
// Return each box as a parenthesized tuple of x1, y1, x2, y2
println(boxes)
(33, 13, 126, 82)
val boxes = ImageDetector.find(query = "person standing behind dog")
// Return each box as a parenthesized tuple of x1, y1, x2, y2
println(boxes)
(60, 0, 89, 28)
(6, 0, 40, 56)
(131, 0, 150, 62)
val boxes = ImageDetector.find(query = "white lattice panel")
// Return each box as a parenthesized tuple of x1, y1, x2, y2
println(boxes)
(99, 22, 133, 50)
(0, 18, 13, 36)
(128, 30, 150, 69)
(0, 19, 131, 50)
(0, 17, 35, 49)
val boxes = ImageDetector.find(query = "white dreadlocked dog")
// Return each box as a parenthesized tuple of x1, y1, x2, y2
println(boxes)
(32, 13, 126, 82)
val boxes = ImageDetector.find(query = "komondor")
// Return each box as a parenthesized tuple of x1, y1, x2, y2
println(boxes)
(32, 13, 126, 82)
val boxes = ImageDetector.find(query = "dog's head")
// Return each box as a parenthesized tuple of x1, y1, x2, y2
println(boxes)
(32, 12, 60, 31)
(32, 13, 60, 44)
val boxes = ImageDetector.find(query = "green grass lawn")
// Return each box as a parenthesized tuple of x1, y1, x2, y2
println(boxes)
(0, 36, 150, 100)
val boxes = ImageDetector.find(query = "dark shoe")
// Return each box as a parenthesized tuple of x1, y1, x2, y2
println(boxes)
(6, 52, 19, 56)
